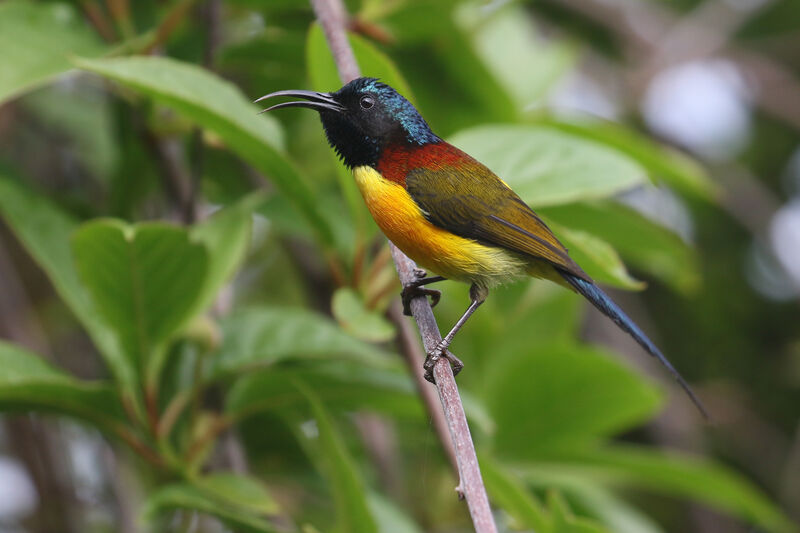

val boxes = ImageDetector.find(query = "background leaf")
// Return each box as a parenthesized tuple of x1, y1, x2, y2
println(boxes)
(293, 382, 378, 533)
(210, 306, 394, 378)
(75, 56, 332, 244)
(0, 176, 135, 390)
(541, 202, 700, 293)
(72, 220, 208, 384)
(485, 344, 663, 457)
(0, 1, 105, 105)
(143, 479, 278, 533)
(447, 125, 646, 207)
(0, 341, 125, 428)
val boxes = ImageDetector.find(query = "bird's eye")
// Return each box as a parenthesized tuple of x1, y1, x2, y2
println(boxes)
(359, 95, 375, 110)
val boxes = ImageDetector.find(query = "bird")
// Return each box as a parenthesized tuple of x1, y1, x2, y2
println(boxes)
(256, 77, 707, 418)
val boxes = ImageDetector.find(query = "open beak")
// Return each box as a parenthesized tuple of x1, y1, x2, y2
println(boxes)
(254, 90, 345, 114)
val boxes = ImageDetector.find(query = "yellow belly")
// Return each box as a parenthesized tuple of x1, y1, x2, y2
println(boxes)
(352, 165, 528, 286)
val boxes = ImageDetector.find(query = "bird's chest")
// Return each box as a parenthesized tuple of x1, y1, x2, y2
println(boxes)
(351, 165, 524, 284)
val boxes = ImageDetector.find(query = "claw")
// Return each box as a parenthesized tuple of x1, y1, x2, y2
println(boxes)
(423, 343, 464, 383)
(401, 286, 441, 316)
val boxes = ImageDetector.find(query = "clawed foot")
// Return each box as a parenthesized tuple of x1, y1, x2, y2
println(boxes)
(423, 341, 464, 383)
(401, 269, 441, 316)
(401, 285, 441, 316)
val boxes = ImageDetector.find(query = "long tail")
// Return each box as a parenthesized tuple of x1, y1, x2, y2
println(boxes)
(560, 271, 709, 419)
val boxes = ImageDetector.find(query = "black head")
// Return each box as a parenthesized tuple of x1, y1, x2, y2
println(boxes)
(256, 77, 439, 168)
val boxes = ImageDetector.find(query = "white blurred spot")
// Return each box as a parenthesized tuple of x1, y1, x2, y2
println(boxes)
(549, 73, 620, 120)
(0, 457, 38, 519)
(619, 186, 694, 242)
(770, 201, 800, 289)
(642, 60, 752, 161)
(745, 242, 798, 301)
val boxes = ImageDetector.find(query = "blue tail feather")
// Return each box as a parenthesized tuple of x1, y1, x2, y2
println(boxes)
(561, 272, 709, 419)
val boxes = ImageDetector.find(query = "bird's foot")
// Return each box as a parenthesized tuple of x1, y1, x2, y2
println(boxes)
(423, 341, 464, 383)
(413, 268, 428, 280)
(401, 285, 441, 316)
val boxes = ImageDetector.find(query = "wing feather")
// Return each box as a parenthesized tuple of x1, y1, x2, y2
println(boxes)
(405, 145, 590, 281)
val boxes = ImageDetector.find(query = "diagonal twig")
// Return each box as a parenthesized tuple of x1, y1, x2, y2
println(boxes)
(309, 0, 497, 531)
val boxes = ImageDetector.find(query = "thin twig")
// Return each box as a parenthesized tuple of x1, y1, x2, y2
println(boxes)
(388, 302, 458, 476)
(310, 1, 497, 530)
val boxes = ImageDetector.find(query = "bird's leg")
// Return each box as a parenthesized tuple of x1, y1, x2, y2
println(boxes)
(423, 284, 488, 383)
(401, 272, 446, 316)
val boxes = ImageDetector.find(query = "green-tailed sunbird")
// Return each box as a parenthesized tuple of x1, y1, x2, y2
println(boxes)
(257, 77, 707, 418)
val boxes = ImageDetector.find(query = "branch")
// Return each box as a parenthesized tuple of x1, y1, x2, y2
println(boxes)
(309, 1, 497, 531)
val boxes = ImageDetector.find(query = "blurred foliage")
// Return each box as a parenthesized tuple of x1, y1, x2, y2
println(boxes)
(0, 0, 797, 532)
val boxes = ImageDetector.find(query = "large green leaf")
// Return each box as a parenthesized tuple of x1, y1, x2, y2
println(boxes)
(331, 288, 396, 343)
(0, 341, 125, 428)
(0, 1, 104, 105)
(536, 117, 718, 200)
(0, 176, 134, 390)
(447, 125, 646, 207)
(457, 3, 577, 108)
(294, 382, 378, 533)
(484, 344, 662, 458)
(552, 223, 643, 290)
(71, 220, 208, 385)
(540, 202, 700, 293)
(74, 56, 332, 243)
(563, 446, 796, 533)
(226, 363, 420, 420)
(143, 475, 279, 533)
(480, 455, 550, 532)
(209, 306, 393, 378)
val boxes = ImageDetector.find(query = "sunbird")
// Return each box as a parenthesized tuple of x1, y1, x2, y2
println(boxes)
(257, 77, 707, 417)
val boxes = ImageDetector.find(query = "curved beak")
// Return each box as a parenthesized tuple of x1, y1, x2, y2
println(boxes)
(254, 89, 345, 114)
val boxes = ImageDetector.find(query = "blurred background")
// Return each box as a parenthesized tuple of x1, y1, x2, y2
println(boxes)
(0, 0, 798, 532)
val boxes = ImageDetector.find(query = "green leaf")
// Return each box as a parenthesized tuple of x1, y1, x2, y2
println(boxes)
(226, 362, 420, 420)
(210, 306, 393, 378)
(536, 117, 718, 200)
(0, 341, 125, 428)
(561, 446, 797, 533)
(447, 125, 647, 207)
(385, 4, 518, 135)
(332, 288, 396, 343)
(480, 455, 550, 532)
(0, 1, 104, 105)
(485, 344, 662, 458)
(143, 478, 278, 533)
(194, 472, 280, 516)
(0, 176, 135, 391)
(548, 491, 612, 533)
(457, 3, 577, 108)
(190, 193, 263, 316)
(74, 56, 332, 244)
(540, 202, 700, 293)
(367, 492, 423, 533)
(551, 223, 644, 290)
(564, 482, 664, 533)
(71, 220, 208, 385)
(294, 382, 378, 533)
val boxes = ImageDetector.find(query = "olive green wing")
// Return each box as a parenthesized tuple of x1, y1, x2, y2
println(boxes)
(405, 153, 590, 281)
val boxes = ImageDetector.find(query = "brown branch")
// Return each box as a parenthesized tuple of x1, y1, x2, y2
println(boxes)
(310, 1, 497, 530)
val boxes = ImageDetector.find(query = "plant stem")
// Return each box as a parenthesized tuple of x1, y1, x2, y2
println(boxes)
(309, 1, 498, 530)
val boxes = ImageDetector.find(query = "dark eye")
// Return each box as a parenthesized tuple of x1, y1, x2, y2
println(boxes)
(359, 95, 375, 110)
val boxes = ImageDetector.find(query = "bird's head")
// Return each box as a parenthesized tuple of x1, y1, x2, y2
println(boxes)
(256, 77, 439, 168)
